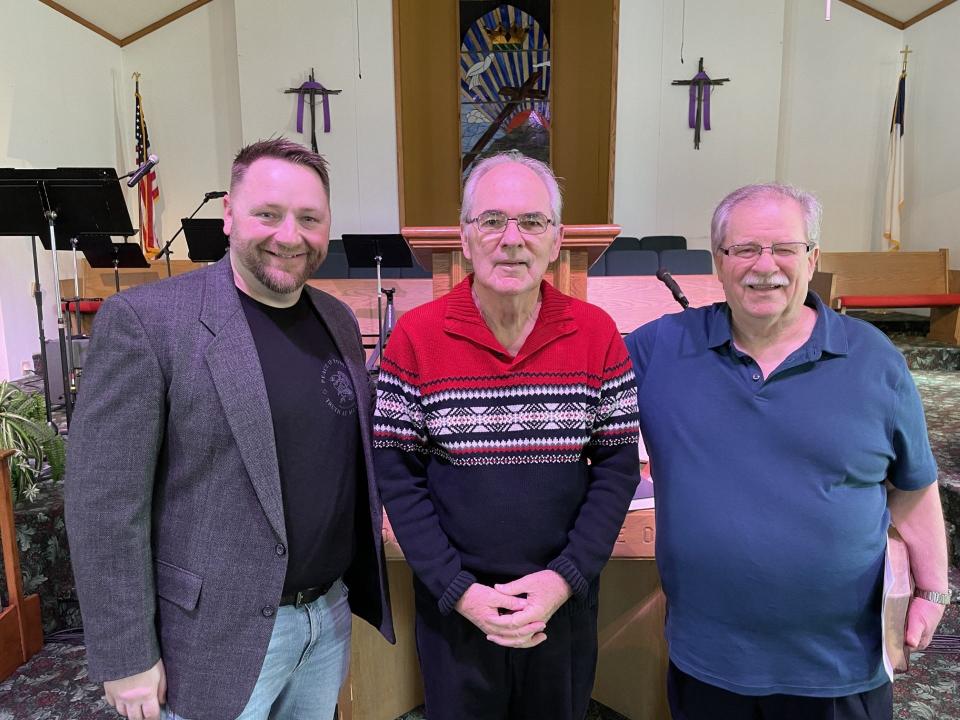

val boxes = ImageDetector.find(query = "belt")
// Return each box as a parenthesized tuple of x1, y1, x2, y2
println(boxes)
(279, 581, 334, 608)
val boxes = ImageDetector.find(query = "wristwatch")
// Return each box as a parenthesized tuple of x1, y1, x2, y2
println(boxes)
(914, 588, 952, 605)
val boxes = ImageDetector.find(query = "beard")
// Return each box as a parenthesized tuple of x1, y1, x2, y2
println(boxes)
(239, 244, 326, 295)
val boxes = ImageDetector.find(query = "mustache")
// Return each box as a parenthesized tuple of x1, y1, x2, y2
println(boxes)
(742, 272, 789, 287)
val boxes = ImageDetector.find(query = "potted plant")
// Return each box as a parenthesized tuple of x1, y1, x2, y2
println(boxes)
(0, 382, 65, 503)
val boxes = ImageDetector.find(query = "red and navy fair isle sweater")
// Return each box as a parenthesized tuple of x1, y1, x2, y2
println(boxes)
(373, 276, 640, 614)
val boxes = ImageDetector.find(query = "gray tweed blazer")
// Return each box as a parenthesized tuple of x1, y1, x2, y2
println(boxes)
(65, 256, 393, 720)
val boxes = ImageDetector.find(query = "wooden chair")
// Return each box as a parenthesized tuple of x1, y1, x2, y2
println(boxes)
(0, 449, 43, 681)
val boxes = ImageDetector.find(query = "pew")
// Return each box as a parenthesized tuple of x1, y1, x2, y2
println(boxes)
(817, 248, 960, 344)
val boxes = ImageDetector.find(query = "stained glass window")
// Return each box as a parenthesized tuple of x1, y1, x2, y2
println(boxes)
(459, 2, 551, 181)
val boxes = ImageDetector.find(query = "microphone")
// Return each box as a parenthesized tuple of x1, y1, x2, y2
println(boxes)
(126, 154, 159, 187)
(204, 191, 227, 199)
(656, 267, 690, 309)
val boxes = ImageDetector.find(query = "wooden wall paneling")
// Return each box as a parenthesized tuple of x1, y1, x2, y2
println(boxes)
(552, 0, 617, 224)
(59, 259, 202, 301)
(607, 0, 620, 223)
(393, 0, 461, 227)
(588, 275, 725, 333)
(306, 279, 434, 337)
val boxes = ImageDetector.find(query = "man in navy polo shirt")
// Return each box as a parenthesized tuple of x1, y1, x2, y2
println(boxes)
(625, 183, 949, 720)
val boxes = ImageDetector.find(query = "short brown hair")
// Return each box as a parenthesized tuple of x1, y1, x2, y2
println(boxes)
(230, 137, 330, 197)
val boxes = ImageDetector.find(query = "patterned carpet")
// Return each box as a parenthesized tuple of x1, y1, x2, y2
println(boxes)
(1, 337, 958, 719)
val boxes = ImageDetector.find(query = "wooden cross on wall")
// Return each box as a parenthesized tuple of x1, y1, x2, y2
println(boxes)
(284, 68, 342, 152)
(671, 58, 730, 149)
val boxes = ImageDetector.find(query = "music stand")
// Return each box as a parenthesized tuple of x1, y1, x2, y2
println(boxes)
(59, 234, 113, 337)
(0, 168, 134, 426)
(81, 240, 150, 293)
(181, 218, 229, 263)
(342, 234, 414, 369)
(0, 178, 56, 425)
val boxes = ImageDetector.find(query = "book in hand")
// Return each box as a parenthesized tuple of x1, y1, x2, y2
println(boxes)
(882, 524, 913, 676)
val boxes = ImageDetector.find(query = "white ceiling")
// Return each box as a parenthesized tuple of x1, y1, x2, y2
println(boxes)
(44, 0, 951, 42)
(862, 0, 942, 22)
(51, 0, 194, 40)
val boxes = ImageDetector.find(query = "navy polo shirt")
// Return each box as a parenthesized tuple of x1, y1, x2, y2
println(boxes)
(625, 292, 936, 697)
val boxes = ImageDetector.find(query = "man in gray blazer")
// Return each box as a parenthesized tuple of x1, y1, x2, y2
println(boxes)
(66, 138, 393, 720)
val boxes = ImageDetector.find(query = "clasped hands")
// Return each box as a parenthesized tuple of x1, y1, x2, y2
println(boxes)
(455, 569, 572, 649)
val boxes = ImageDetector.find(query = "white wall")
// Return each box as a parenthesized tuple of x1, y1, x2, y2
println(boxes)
(904, 1, 960, 260)
(234, 0, 399, 239)
(777, 0, 902, 251)
(118, 0, 242, 261)
(614, 0, 786, 251)
(0, 0, 122, 380)
(4, 0, 958, 380)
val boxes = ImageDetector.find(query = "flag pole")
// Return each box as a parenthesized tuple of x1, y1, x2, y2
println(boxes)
(132, 72, 145, 256)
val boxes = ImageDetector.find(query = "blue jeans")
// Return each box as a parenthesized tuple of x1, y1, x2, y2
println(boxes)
(164, 579, 351, 720)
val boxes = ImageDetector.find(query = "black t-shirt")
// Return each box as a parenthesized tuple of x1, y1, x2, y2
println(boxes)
(239, 289, 359, 594)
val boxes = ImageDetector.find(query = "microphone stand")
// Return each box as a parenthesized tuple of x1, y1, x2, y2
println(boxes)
(154, 194, 217, 277)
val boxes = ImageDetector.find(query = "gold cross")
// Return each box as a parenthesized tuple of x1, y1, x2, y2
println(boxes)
(900, 46, 912, 73)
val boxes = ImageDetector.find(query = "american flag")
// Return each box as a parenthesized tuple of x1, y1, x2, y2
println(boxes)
(134, 78, 160, 257)
(882, 71, 906, 252)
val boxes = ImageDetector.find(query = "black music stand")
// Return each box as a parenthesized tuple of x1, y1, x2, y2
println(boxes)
(59, 234, 113, 337)
(154, 193, 225, 275)
(81, 240, 150, 292)
(0, 168, 134, 427)
(181, 218, 229, 263)
(342, 234, 414, 369)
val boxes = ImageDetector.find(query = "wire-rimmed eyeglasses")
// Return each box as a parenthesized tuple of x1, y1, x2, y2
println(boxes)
(465, 210, 554, 236)
(717, 242, 814, 260)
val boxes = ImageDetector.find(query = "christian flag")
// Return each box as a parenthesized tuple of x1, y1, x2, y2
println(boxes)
(882, 72, 906, 251)
(134, 79, 160, 257)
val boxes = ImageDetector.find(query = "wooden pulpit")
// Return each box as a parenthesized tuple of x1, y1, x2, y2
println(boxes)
(402, 224, 621, 300)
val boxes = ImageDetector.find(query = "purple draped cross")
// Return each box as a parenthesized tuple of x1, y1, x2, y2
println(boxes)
(688, 71, 712, 131)
(671, 58, 730, 149)
(295, 80, 331, 135)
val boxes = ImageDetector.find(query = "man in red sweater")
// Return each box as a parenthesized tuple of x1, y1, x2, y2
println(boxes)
(373, 151, 640, 719)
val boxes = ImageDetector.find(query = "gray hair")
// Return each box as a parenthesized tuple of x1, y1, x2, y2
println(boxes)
(460, 150, 563, 225)
(710, 183, 822, 253)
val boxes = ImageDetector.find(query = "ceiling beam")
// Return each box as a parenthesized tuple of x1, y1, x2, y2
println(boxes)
(37, 0, 122, 45)
(837, 0, 905, 29)
(903, 0, 958, 28)
(119, 0, 214, 47)
(35, 0, 214, 48)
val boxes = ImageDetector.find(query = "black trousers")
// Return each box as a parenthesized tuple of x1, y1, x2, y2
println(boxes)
(413, 578, 598, 720)
(667, 661, 893, 720)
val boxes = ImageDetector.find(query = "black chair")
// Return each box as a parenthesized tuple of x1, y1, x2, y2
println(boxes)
(608, 236, 643, 252)
(590, 236, 643, 276)
(311, 239, 349, 278)
(604, 249, 660, 276)
(588, 254, 607, 276)
(658, 248, 713, 275)
(639, 235, 686, 252)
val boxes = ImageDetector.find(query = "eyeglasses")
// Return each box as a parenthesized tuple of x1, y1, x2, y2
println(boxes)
(717, 242, 814, 260)
(466, 210, 554, 236)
